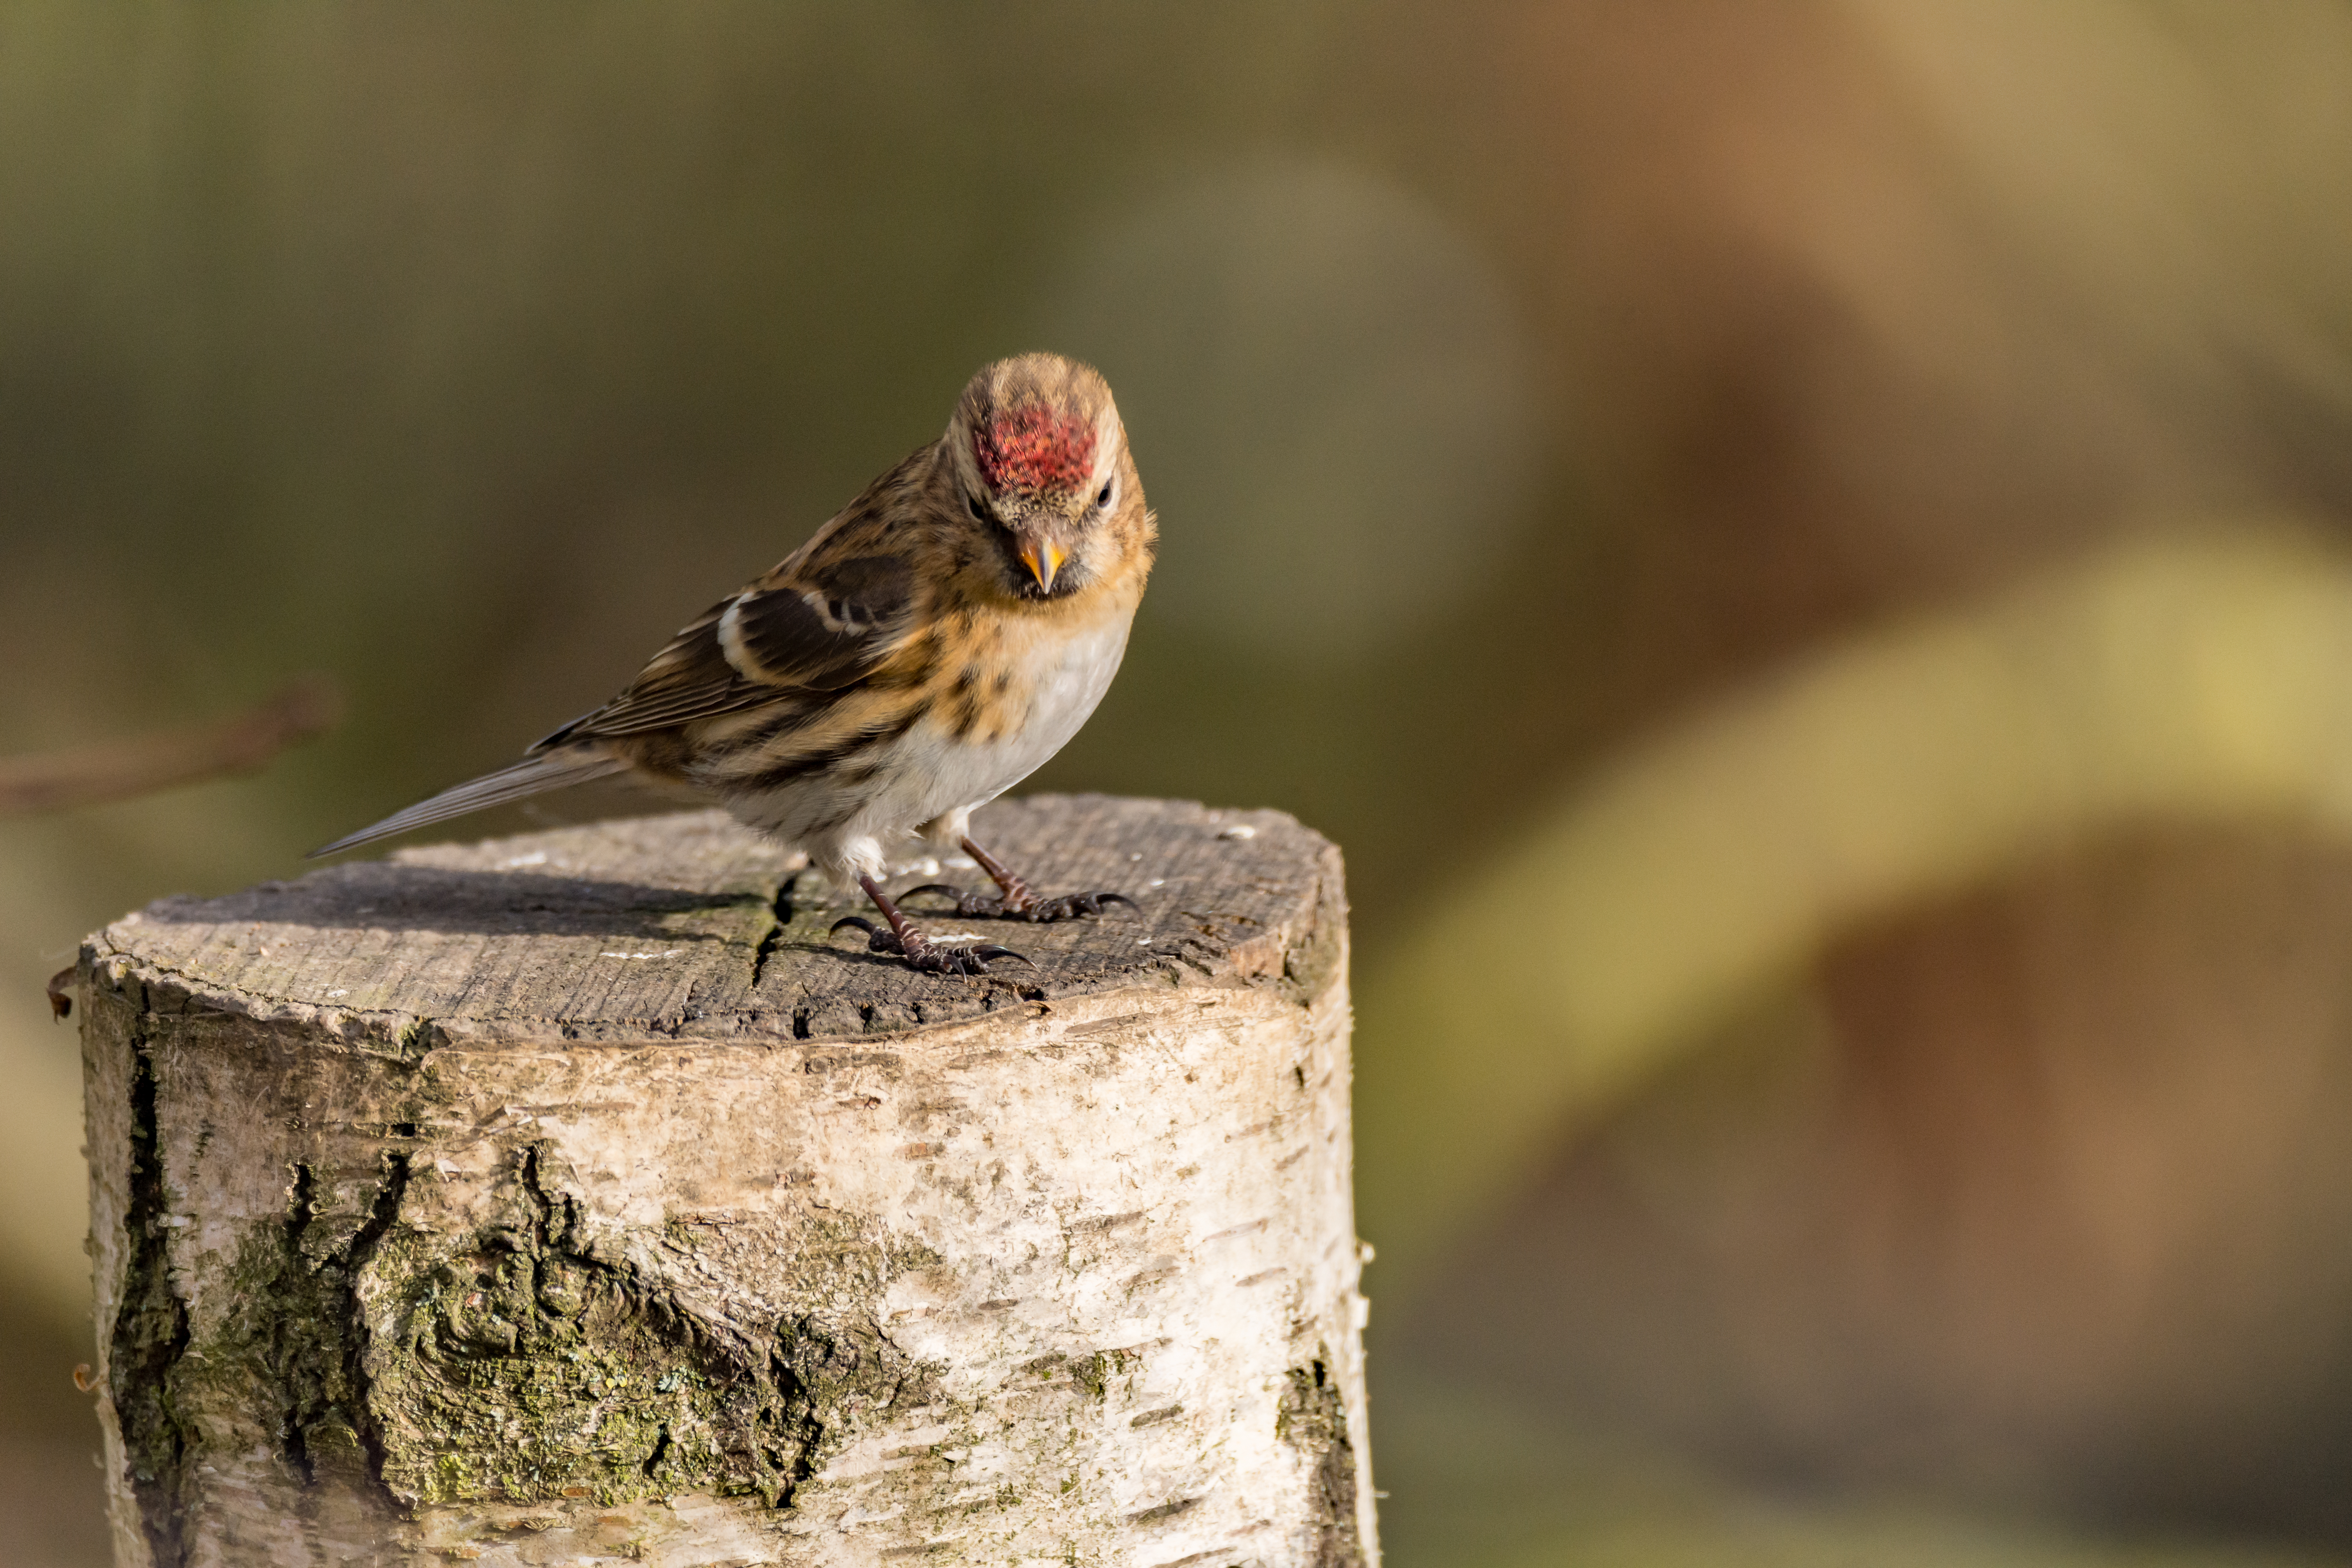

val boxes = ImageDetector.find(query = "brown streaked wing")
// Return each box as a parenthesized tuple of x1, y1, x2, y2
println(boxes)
(528, 601, 750, 749)
(731, 555, 915, 688)
(530, 553, 918, 749)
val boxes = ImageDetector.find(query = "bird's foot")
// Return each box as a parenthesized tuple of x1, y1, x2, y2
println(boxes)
(827, 915, 1031, 975)
(930, 837, 1143, 923)
(903, 883, 1136, 923)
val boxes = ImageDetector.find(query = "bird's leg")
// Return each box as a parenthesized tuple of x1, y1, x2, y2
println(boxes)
(829, 873, 1031, 975)
(903, 837, 1136, 923)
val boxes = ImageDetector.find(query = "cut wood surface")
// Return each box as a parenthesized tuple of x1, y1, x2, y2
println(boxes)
(78, 795, 1373, 1568)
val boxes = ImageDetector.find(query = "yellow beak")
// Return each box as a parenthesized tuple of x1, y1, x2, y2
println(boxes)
(1018, 539, 1066, 593)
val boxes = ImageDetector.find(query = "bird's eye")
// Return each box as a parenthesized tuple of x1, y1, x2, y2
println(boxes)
(1096, 481, 1114, 510)
(966, 492, 989, 523)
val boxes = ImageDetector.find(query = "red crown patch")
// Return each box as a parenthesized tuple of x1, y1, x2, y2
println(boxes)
(974, 407, 1096, 495)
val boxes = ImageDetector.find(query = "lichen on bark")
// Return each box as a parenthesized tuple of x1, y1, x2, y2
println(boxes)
(109, 1029, 190, 1561)
(1279, 1349, 1365, 1568)
(84, 802, 1374, 1562)
(268, 1153, 405, 1494)
(358, 1143, 942, 1511)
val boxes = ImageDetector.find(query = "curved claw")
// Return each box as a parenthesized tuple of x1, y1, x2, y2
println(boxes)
(826, 913, 1032, 975)
(902, 886, 1143, 923)
(1025, 889, 1138, 921)
(905, 940, 1032, 975)
(1054, 891, 1139, 918)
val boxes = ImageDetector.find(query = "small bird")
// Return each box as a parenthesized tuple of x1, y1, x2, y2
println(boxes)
(314, 353, 1154, 975)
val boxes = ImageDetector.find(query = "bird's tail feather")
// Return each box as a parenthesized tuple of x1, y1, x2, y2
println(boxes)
(308, 747, 627, 858)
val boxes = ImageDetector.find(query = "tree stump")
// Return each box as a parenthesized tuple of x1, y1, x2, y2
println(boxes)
(74, 795, 1372, 1568)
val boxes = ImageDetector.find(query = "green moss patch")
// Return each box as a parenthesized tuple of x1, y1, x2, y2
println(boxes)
(109, 1031, 191, 1562)
(360, 1145, 940, 1511)
(1279, 1350, 1367, 1568)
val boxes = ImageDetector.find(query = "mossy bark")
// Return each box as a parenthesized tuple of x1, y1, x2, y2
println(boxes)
(78, 798, 1376, 1566)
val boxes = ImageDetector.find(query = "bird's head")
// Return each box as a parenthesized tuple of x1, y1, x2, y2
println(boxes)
(946, 353, 1150, 602)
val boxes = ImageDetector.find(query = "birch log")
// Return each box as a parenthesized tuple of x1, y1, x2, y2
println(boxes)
(75, 795, 1373, 1568)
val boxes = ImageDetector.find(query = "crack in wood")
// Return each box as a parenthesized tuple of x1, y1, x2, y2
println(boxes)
(77, 798, 1373, 1563)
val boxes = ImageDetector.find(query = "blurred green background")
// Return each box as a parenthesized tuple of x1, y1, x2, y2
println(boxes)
(14, 2, 2352, 1563)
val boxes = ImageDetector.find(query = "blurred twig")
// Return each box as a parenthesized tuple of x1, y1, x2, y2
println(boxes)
(0, 675, 343, 817)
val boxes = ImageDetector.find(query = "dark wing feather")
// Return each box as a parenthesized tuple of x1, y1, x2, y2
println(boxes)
(533, 552, 917, 749)
(733, 555, 915, 689)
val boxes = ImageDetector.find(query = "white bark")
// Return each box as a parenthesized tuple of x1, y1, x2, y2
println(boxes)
(78, 797, 1372, 1567)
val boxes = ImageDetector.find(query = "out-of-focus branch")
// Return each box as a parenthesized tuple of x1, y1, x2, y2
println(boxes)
(0, 675, 343, 818)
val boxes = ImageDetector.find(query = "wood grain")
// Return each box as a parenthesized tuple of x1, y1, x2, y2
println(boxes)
(109, 795, 1338, 1043)
(78, 795, 1374, 1568)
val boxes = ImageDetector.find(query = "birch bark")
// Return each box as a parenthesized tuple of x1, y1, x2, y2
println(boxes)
(77, 796, 1373, 1568)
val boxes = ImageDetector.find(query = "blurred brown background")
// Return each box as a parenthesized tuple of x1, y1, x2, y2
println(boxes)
(11, 3, 2352, 1563)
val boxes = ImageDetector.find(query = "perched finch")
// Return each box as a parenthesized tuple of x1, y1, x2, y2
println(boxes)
(315, 352, 1154, 974)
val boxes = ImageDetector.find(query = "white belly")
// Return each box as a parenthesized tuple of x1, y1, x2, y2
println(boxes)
(742, 612, 1134, 882)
